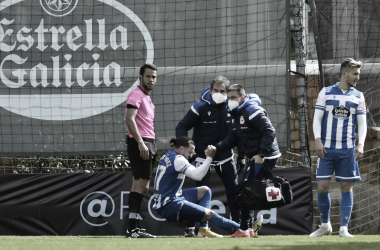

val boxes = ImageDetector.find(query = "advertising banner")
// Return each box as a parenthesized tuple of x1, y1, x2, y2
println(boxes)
(0, 167, 312, 235)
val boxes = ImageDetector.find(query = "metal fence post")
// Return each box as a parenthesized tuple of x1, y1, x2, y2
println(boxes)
(292, 0, 311, 167)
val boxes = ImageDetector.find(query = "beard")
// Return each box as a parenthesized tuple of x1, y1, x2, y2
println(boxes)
(347, 78, 357, 87)
(141, 78, 154, 91)
(187, 154, 197, 163)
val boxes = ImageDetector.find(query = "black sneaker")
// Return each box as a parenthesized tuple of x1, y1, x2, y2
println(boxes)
(125, 229, 135, 238)
(138, 228, 156, 238)
(184, 227, 196, 237)
(126, 228, 156, 238)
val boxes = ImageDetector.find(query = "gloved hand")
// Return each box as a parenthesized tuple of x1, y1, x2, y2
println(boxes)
(237, 157, 246, 174)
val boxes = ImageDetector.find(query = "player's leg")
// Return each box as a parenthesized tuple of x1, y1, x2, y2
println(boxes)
(182, 160, 211, 236)
(310, 149, 334, 238)
(317, 180, 331, 223)
(215, 160, 240, 225)
(196, 186, 213, 231)
(182, 187, 211, 237)
(178, 201, 239, 237)
(126, 139, 155, 238)
(336, 148, 360, 237)
(183, 187, 216, 235)
(196, 186, 212, 210)
(339, 181, 353, 237)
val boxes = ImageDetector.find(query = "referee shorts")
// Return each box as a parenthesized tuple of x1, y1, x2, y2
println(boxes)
(127, 137, 157, 180)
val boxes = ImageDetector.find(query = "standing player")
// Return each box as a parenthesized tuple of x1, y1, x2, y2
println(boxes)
(125, 63, 157, 238)
(215, 84, 280, 238)
(176, 76, 243, 236)
(310, 58, 367, 238)
(153, 137, 262, 237)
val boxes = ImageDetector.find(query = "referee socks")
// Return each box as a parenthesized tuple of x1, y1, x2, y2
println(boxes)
(128, 192, 144, 231)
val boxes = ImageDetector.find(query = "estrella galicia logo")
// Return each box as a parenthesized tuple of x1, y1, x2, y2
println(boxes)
(80, 191, 115, 227)
(0, 0, 154, 121)
(40, 0, 79, 17)
(332, 105, 350, 120)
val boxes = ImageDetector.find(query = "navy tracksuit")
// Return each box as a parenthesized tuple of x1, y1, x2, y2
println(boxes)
(216, 93, 281, 230)
(176, 86, 242, 224)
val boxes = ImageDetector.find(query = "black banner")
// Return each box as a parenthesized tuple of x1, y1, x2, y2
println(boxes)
(0, 167, 312, 235)
(0, 173, 130, 235)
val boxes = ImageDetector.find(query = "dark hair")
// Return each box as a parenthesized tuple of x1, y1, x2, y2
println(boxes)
(140, 63, 157, 76)
(210, 76, 230, 91)
(227, 84, 245, 96)
(170, 137, 195, 148)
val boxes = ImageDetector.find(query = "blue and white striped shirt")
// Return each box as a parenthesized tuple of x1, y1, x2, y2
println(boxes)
(315, 83, 366, 149)
(152, 150, 192, 210)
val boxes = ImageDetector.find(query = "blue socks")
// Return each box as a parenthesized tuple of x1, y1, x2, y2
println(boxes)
(318, 190, 354, 227)
(198, 188, 239, 231)
(209, 212, 240, 232)
(341, 191, 353, 227)
(317, 191, 331, 223)
(199, 188, 212, 228)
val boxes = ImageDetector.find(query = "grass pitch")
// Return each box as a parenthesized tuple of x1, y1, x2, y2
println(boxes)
(0, 235, 379, 250)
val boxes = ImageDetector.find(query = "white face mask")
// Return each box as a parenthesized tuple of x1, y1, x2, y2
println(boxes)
(228, 97, 241, 110)
(211, 92, 227, 104)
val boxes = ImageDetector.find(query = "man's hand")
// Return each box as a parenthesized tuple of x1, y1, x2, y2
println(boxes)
(251, 155, 264, 165)
(315, 138, 326, 159)
(237, 157, 246, 174)
(138, 141, 149, 160)
(354, 144, 364, 161)
(205, 145, 216, 158)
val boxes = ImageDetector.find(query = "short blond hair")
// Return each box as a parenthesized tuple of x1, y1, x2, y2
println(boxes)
(340, 58, 363, 75)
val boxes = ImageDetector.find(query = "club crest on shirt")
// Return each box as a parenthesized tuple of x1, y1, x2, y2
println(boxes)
(208, 111, 211, 116)
(332, 105, 350, 120)
(348, 95, 360, 105)
(240, 116, 245, 124)
(363, 99, 366, 111)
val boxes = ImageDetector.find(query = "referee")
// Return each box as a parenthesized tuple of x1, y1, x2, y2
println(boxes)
(125, 63, 157, 238)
